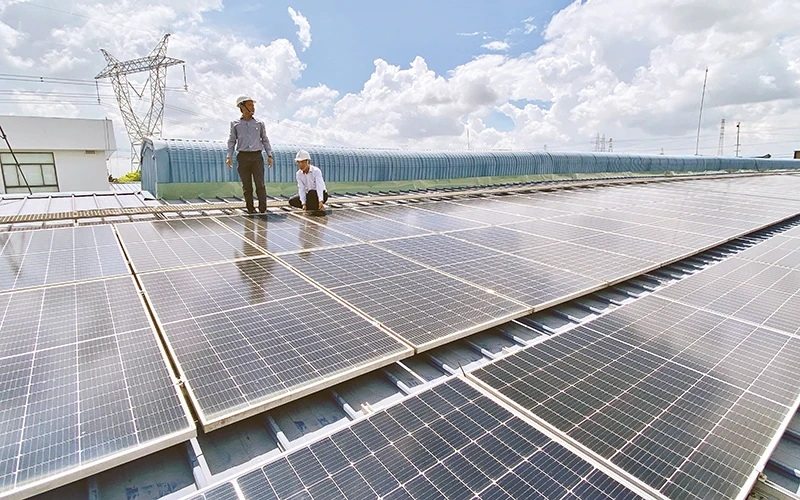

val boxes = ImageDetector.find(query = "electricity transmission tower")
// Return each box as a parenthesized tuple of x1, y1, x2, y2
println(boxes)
(717, 118, 725, 156)
(96, 34, 185, 170)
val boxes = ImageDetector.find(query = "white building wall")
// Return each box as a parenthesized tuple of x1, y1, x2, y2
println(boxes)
(0, 115, 116, 194)
(51, 150, 112, 192)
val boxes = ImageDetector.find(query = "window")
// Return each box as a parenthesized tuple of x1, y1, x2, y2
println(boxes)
(0, 152, 59, 193)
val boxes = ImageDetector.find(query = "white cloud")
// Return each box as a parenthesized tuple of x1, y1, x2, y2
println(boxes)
(287, 6, 311, 51)
(456, 31, 485, 37)
(0, 0, 799, 163)
(482, 40, 510, 51)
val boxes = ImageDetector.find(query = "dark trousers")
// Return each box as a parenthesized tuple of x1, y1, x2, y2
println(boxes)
(289, 190, 328, 211)
(237, 151, 266, 213)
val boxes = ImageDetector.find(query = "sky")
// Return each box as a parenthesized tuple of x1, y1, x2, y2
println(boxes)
(0, 0, 799, 175)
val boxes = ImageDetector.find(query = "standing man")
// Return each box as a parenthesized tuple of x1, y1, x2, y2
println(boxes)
(226, 95, 273, 214)
(289, 150, 328, 214)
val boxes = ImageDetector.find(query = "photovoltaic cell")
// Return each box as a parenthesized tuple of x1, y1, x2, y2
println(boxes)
(354, 205, 489, 232)
(473, 295, 800, 500)
(447, 226, 558, 254)
(436, 254, 604, 310)
(216, 214, 357, 255)
(508, 241, 656, 284)
(116, 218, 265, 272)
(656, 258, 800, 336)
(571, 232, 691, 263)
(278, 244, 426, 289)
(138, 257, 319, 324)
(304, 209, 430, 241)
(0, 277, 194, 499)
(140, 257, 411, 430)
(0, 226, 128, 292)
(501, 219, 607, 242)
(192, 378, 643, 499)
(414, 202, 533, 225)
(327, 268, 529, 350)
(375, 234, 506, 267)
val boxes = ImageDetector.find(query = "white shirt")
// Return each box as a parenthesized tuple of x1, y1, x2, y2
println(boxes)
(296, 165, 327, 205)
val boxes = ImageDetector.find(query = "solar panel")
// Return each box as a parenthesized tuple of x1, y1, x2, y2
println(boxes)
(656, 258, 800, 336)
(0, 226, 128, 292)
(278, 244, 427, 290)
(549, 214, 641, 233)
(139, 257, 412, 430)
(192, 378, 644, 499)
(308, 209, 431, 241)
(509, 241, 656, 284)
(473, 197, 576, 219)
(611, 225, 721, 249)
(375, 234, 506, 267)
(473, 294, 800, 500)
(116, 219, 265, 273)
(354, 205, 489, 232)
(736, 237, 800, 270)
(138, 257, 320, 324)
(436, 254, 604, 310)
(447, 226, 558, 254)
(186, 482, 239, 500)
(328, 268, 529, 350)
(216, 214, 358, 255)
(0, 276, 194, 498)
(414, 202, 534, 224)
(571, 232, 691, 263)
(500, 219, 607, 242)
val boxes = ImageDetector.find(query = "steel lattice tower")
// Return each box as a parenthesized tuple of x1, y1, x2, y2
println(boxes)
(96, 34, 185, 170)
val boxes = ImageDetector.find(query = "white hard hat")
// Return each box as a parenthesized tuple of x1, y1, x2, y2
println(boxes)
(235, 95, 256, 107)
(295, 150, 311, 162)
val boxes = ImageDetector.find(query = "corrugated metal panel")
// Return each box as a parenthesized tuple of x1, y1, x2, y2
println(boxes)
(141, 139, 800, 191)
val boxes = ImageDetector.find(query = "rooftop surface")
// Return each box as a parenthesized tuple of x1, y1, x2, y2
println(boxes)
(1, 173, 799, 500)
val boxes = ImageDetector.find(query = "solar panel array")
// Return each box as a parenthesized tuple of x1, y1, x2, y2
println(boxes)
(217, 214, 357, 255)
(3, 174, 800, 499)
(472, 219, 800, 500)
(0, 276, 194, 499)
(194, 378, 645, 500)
(116, 218, 266, 272)
(137, 255, 412, 430)
(0, 226, 128, 292)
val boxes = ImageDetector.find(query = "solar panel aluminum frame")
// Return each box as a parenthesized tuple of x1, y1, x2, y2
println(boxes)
(194, 347, 412, 432)
(466, 371, 669, 500)
(3, 275, 197, 500)
(140, 258, 414, 432)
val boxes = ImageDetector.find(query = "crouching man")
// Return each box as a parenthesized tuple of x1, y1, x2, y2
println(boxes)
(289, 149, 328, 214)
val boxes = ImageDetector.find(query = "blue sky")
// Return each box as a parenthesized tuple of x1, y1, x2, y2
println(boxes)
(209, 0, 557, 94)
(1, 0, 798, 167)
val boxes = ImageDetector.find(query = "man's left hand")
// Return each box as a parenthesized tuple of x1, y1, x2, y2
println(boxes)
(267, 156, 273, 168)
(318, 202, 324, 211)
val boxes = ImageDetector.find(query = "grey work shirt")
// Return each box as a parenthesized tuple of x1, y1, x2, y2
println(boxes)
(227, 117, 273, 159)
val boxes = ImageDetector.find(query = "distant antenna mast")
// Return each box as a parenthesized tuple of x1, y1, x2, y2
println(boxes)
(466, 127, 470, 150)
(735, 122, 741, 158)
(717, 118, 725, 156)
(595, 133, 601, 152)
(600, 134, 606, 152)
(96, 34, 186, 170)
(695, 67, 708, 155)
(608, 138, 613, 152)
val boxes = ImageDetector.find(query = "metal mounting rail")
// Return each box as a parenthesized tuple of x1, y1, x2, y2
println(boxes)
(0, 170, 791, 225)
